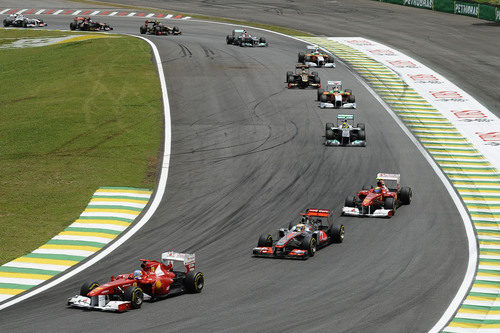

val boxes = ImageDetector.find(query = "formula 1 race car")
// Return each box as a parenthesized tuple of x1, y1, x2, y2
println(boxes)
(253, 209, 344, 260)
(286, 64, 321, 89)
(317, 81, 356, 109)
(139, 20, 181, 35)
(67, 252, 204, 312)
(298, 45, 335, 68)
(226, 29, 268, 47)
(69, 17, 113, 31)
(325, 114, 366, 147)
(342, 173, 412, 217)
(3, 14, 47, 28)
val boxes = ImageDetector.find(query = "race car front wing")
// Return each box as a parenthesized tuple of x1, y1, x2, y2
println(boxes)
(320, 102, 356, 109)
(341, 207, 394, 217)
(67, 295, 131, 312)
(305, 61, 335, 68)
(325, 139, 366, 147)
(253, 246, 308, 259)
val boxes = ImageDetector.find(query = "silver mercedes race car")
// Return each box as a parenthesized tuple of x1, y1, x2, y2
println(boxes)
(3, 14, 47, 28)
(325, 114, 366, 147)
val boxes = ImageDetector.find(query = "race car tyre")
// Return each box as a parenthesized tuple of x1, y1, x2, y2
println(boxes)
(69, 22, 76, 30)
(325, 129, 335, 140)
(286, 71, 293, 82)
(287, 75, 294, 84)
(320, 94, 328, 103)
(325, 122, 334, 131)
(23, 21, 28, 28)
(258, 234, 273, 247)
(302, 235, 316, 257)
(345, 89, 352, 94)
(357, 123, 365, 130)
(345, 196, 357, 207)
(327, 56, 334, 63)
(384, 197, 396, 210)
(314, 76, 321, 84)
(400, 187, 412, 205)
(185, 271, 204, 293)
(311, 71, 319, 77)
(124, 286, 144, 309)
(317, 89, 325, 101)
(259, 37, 266, 44)
(348, 94, 356, 103)
(140, 25, 146, 34)
(173, 26, 180, 33)
(330, 224, 345, 243)
(357, 129, 366, 141)
(298, 52, 305, 63)
(80, 281, 99, 296)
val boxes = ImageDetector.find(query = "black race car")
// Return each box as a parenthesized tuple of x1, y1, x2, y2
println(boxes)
(3, 14, 47, 28)
(226, 29, 268, 47)
(70, 17, 113, 31)
(139, 20, 181, 35)
(253, 209, 344, 259)
(286, 64, 321, 89)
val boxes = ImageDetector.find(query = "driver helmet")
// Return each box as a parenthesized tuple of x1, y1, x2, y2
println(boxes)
(342, 121, 349, 129)
(377, 180, 385, 188)
(374, 187, 382, 194)
(133, 270, 143, 280)
(295, 224, 305, 232)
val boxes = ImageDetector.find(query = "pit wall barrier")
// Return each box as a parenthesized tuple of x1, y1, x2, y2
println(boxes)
(377, 0, 500, 22)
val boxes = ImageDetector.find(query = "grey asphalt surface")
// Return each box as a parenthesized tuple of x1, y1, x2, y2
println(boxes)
(0, 5, 471, 333)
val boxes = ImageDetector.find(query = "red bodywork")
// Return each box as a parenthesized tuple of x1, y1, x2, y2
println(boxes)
(356, 187, 397, 216)
(86, 259, 193, 298)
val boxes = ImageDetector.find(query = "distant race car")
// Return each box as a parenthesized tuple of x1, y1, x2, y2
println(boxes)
(70, 17, 113, 31)
(286, 64, 321, 89)
(342, 173, 412, 217)
(317, 81, 356, 108)
(253, 209, 344, 259)
(325, 114, 365, 147)
(298, 45, 335, 68)
(139, 20, 181, 35)
(3, 14, 47, 28)
(226, 29, 268, 47)
(67, 252, 204, 312)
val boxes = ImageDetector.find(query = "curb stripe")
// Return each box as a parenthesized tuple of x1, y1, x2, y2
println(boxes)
(0, 187, 151, 303)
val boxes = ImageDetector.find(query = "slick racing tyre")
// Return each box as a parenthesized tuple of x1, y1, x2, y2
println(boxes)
(298, 52, 305, 63)
(258, 234, 273, 247)
(80, 281, 99, 296)
(325, 129, 335, 140)
(302, 236, 316, 257)
(3, 19, 9, 27)
(185, 271, 204, 293)
(357, 129, 366, 141)
(286, 71, 293, 82)
(345, 196, 357, 208)
(399, 187, 412, 204)
(330, 224, 345, 243)
(69, 22, 76, 30)
(384, 197, 395, 210)
(139, 25, 146, 34)
(357, 123, 365, 130)
(317, 89, 325, 101)
(325, 122, 334, 131)
(320, 94, 328, 103)
(348, 94, 355, 103)
(124, 286, 144, 309)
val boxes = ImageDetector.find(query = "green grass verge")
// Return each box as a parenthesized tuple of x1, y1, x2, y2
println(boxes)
(0, 29, 162, 264)
(68, 0, 314, 37)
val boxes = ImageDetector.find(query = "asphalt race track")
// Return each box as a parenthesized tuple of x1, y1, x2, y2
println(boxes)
(0, 6, 473, 333)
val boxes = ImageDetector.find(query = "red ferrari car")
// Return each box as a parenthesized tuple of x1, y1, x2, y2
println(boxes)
(67, 252, 204, 312)
(253, 209, 344, 259)
(342, 173, 412, 217)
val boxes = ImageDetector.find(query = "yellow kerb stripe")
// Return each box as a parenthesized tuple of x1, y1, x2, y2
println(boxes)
(0, 271, 53, 280)
(13, 257, 77, 266)
(74, 219, 131, 227)
(84, 208, 139, 215)
(40, 244, 102, 252)
(59, 231, 116, 239)
(90, 198, 148, 204)
(0, 288, 24, 295)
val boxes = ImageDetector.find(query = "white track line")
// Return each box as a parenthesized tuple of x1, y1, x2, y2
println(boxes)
(0, 36, 172, 311)
(0, 9, 10, 14)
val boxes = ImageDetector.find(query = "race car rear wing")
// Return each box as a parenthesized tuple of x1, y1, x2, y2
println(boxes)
(376, 173, 400, 183)
(328, 80, 342, 86)
(338, 114, 354, 120)
(302, 209, 331, 217)
(161, 252, 195, 272)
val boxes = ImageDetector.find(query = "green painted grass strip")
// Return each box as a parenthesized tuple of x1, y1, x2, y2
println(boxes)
(98, 186, 152, 192)
(84, 205, 142, 211)
(460, 304, 500, 311)
(23, 253, 86, 261)
(46, 239, 106, 248)
(0, 266, 59, 276)
(474, 279, 500, 286)
(451, 317, 500, 324)
(77, 216, 133, 222)
(64, 227, 121, 235)
(0, 283, 35, 290)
